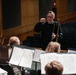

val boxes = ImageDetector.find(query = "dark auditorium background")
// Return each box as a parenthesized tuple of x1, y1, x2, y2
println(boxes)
(0, 0, 76, 42)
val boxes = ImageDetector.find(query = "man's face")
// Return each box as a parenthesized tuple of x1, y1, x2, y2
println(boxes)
(47, 13, 53, 24)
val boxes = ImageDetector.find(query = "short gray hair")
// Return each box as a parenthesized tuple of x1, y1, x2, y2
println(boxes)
(48, 11, 55, 19)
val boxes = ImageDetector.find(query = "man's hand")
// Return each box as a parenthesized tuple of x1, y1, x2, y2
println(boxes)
(51, 33, 56, 41)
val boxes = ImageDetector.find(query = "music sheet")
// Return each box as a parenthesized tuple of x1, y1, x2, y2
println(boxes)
(9, 46, 24, 65)
(59, 54, 76, 74)
(33, 49, 45, 62)
(9, 46, 34, 68)
(0, 68, 8, 75)
(19, 49, 34, 68)
(40, 53, 76, 74)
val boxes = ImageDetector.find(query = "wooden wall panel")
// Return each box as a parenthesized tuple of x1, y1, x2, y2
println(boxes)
(56, 0, 67, 16)
(0, 0, 2, 32)
(33, 0, 39, 26)
(21, 0, 39, 33)
(27, 16, 35, 24)
(21, 17, 28, 26)
(56, 0, 76, 23)
(28, 0, 34, 16)
(57, 12, 76, 23)
(2, 0, 39, 38)
(34, 0, 39, 16)
(21, 0, 28, 17)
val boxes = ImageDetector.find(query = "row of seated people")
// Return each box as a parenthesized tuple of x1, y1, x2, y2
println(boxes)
(0, 36, 63, 75)
(1, 36, 76, 75)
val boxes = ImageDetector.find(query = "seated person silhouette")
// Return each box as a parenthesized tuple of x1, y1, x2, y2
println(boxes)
(45, 61, 63, 75)
(6, 36, 21, 75)
(7, 36, 20, 59)
(37, 42, 61, 75)
(45, 41, 60, 53)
